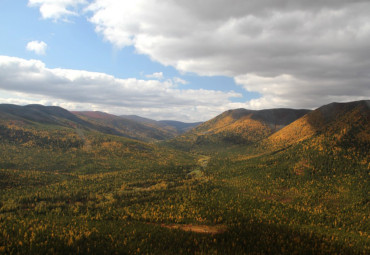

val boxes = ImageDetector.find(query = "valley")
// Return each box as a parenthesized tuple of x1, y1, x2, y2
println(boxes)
(0, 101, 369, 254)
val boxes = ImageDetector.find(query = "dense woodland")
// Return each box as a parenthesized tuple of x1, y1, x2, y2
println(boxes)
(0, 101, 369, 254)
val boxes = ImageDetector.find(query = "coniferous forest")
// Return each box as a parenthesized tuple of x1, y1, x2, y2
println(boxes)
(0, 101, 369, 254)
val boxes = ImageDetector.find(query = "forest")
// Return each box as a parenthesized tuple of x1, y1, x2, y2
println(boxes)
(0, 101, 369, 254)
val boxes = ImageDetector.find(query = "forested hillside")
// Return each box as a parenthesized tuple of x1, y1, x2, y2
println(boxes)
(121, 115, 202, 134)
(0, 104, 200, 142)
(166, 108, 310, 152)
(74, 111, 178, 142)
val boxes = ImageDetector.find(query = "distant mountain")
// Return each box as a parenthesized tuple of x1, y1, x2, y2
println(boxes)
(0, 104, 201, 142)
(121, 115, 202, 134)
(169, 108, 310, 149)
(158, 120, 202, 133)
(74, 111, 178, 141)
(120, 115, 159, 125)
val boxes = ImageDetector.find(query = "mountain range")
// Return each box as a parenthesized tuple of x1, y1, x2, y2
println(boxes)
(0, 104, 200, 142)
(1, 100, 368, 152)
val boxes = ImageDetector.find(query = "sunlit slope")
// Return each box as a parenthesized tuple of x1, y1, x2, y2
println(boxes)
(265, 100, 370, 150)
(169, 108, 310, 150)
(255, 100, 370, 175)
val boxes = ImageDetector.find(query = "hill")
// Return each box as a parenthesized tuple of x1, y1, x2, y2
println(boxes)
(0, 105, 195, 173)
(168, 108, 310, 151)
(0, 104, 135, 139)
(0, 104, 92, 127)
(158, 120, 203, 133)
(74, 111, 179, 141)
(0, 104, 197, 142)
(120, 114, 159, 125)
(121, 114, 202, 134)
(256, 100, 370, 176)
(265, 100, 370, 150)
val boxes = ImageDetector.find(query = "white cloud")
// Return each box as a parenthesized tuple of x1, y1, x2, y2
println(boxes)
(173, 77, 188, 85)
(86, 0, 370, 109)
(145, 72, 164, 80)
(26, 41, 47, 55)
(235, 73, 370, 109)
(28, 0, 87, 20)
(0, 56, 241, 121)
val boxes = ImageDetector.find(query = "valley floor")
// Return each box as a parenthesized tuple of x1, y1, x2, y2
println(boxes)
(0, 145, 369, 254)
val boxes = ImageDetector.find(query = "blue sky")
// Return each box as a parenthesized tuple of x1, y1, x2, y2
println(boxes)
(0, 0, 369, 121)
(0, 1, 241, 89)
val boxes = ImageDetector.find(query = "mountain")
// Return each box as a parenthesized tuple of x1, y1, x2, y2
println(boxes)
(169, 108, 310, 150)
(74, 111, 179, 141)
(251, 100, 370, 176)
(0, 104, 200, 142)
(158, 120, 203, 133)
(121, 114, 202, 134)
(0, 104, 186, 142)
(0, 104, 91, 127)
(120, 115, 159, 125)
(265, 100, 370, 150)
(0, 104, 140, 140)
(0, 105, 194, 172)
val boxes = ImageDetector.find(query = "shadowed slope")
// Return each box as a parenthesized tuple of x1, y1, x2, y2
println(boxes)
(121, 114, 202, 134)
(0, 104, 92, 127)
(74, 111, 179, 141)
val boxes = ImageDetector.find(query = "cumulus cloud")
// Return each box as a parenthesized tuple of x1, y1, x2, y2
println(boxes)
(235, 74, 369, 109)
(26, 40, 47, 55)
(85, 0, 370, 109)
(173, 77, 188, 85)
(145, 72, 164, 80)
(28, 0, 87, 20)
(0, 56, 240, 121)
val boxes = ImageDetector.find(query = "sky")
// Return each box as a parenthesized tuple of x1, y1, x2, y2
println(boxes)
(0, 0, 369, 122)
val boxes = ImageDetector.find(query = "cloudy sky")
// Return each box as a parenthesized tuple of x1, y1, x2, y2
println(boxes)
(0, 0, 369, 121)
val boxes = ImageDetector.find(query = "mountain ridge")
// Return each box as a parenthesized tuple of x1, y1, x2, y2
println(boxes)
(74, 111, 178, 141)
(168, 107, 311, 150)
(1, 100, 368, 148)
(265, 100, 370, 149)
(121, 114, 202, 133)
